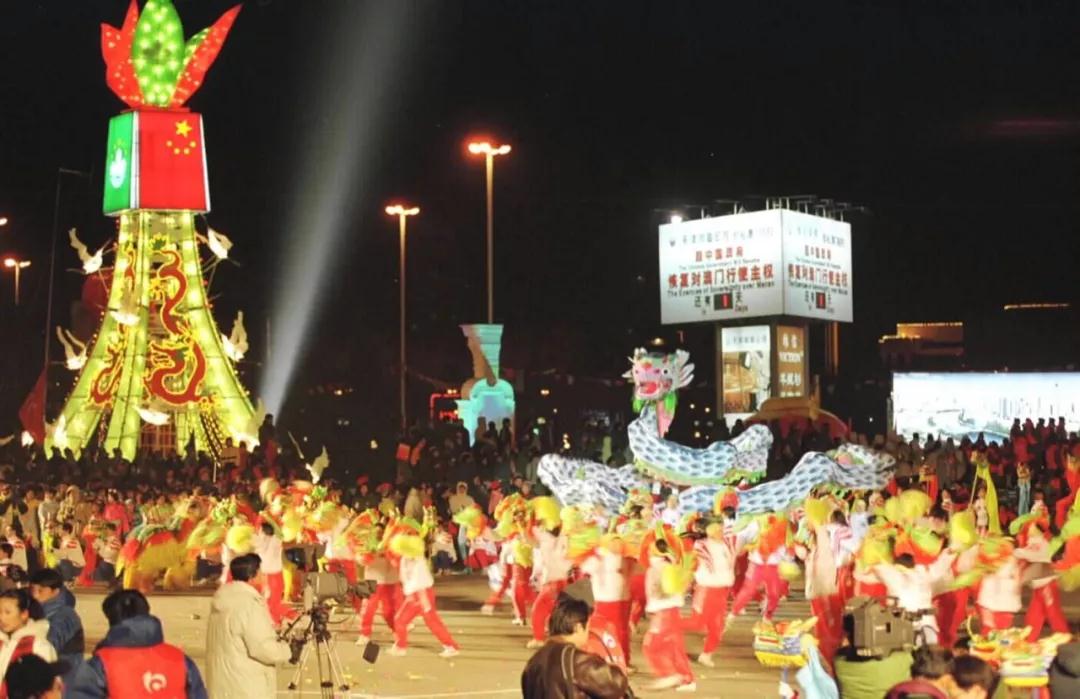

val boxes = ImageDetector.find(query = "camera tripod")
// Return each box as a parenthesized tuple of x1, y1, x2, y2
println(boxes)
(283, 604, 351, 698)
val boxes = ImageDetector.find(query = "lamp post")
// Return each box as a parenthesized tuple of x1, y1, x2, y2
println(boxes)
(385, 204, 419, 431)
(467, 140, 511, 323)
(3, 257, 31, 305)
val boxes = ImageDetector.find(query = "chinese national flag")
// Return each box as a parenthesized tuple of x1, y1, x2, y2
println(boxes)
(19, 369, 47, 444)
(138, 111, 210, 211)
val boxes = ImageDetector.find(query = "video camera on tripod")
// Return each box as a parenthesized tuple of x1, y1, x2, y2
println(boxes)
(278, 572, 380, 696)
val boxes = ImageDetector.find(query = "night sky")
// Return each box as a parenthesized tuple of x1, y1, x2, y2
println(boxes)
(2, 1, 1079, 426)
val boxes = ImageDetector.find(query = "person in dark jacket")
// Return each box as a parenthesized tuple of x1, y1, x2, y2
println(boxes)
(66, 589, 207, 699)
(521, 595, 630, 699)
(28, 569, 83, 686)
(1049, 640, 1080, 697)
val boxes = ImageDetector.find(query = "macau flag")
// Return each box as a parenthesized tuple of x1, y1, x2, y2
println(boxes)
(103, 111, 210, 215)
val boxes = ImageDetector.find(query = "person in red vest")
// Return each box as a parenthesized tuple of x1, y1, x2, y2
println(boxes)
(0, 589, 57, 697)
(65, 589, 206, 699)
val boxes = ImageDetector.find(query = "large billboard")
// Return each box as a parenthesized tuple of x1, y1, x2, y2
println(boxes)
(892, 372, 1080, 442)
(659, 209, 852, 324)
(721, 325, 771, 420)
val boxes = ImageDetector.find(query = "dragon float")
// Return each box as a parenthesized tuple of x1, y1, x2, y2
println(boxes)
(539, 348, 894, 516)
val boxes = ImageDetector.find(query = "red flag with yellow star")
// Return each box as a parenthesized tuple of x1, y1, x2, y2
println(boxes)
(137, 111, 210, 211)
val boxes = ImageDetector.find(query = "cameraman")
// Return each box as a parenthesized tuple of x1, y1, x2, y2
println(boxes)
(206, 553, 292, 698)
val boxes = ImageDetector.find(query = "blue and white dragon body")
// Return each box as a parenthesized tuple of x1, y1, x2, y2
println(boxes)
(538, 348, 894, 516)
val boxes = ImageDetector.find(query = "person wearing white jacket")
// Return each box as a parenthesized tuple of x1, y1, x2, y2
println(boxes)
(580, 542, 631, 665)
(205, 554, 292, 699)
(0, 589, 57, 688)
(686, 523, 736, 668)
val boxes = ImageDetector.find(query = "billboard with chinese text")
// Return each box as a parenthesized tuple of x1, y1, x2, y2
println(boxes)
(892, 372, 1080, 442)
(777, 325, 807, 398)
(659, 209, 852, 324)
(721, 325, 771, 421)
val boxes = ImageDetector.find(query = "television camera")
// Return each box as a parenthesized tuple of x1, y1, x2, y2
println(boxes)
(279, 572, 379, 697)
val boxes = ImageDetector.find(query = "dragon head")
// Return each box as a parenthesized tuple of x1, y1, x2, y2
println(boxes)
(623, 349, 693, 403)
(623, 349, 693, 436)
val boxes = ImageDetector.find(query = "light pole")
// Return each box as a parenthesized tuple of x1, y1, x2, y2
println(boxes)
(3, 257, 31, 305)
(385, 204, 419, 431)
(467, 140, 511, 323)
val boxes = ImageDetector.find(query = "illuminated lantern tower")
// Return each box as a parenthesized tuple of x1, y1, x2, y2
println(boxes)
(47, 1, 255, 459)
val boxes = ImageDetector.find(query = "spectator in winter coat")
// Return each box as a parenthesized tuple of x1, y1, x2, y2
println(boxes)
(66, 589, 206, 699)
(28, 569, 83, 686)
(1049, 640, 1080, 697)
(3, 653, 65, 699)
(0, 589, 57, 693)
(205, 554, 292, 698)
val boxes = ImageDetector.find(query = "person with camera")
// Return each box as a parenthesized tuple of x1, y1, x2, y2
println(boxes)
(205, 553, 292, 698)
(65, 589, 206, 699)
(521, 595, 631, 699)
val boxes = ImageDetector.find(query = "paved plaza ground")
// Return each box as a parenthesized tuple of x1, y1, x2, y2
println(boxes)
(71, 576, 1080, 699)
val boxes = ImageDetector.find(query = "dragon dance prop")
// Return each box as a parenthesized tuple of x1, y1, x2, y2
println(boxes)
(45, 0, 256, 461)
(969, 627, 1073, 689)
(539, 348, 894, 516)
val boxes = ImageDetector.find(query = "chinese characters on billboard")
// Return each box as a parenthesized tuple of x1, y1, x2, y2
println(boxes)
(776, 325, 806, 398)
(659, 209, 852, 324)
(721, 325, 771, 421)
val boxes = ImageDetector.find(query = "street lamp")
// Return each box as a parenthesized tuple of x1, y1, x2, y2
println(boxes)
(385, 204, 420, 431)
(3, 257, 31, 305)
(0, 217, 8, 226)
(467, 140, 511, 323)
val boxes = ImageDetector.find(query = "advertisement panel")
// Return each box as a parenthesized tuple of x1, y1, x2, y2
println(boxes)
(781, 210, 853, 322)
(776, 325, 806, 397)
(721, 326, 771, 420)
(659, 210, 782, 324)
(892, 372, 1080, 442)
(659, 209, 853, 324)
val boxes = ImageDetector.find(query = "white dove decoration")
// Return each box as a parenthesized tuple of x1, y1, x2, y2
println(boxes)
(235, 398, 266, 452)
(68, 228, 104, 275)
(306, 447, 330, 483)
(45, 414, 69, 452)
(110, 287, 139, 326)
(56, 327, 88, 371)
(207, 228, 233, 260)
(136, 406, 170, 426)
(221, 311, 248, 362)
(20, 431, 34, 447)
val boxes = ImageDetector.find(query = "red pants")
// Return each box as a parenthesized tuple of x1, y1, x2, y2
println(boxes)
(809, 595, 843, 666)
(629, 573, 647, 627)
(531, 580, 568, 641)
(326, 559, 362, 611)
(1025, 581, 1069, 641)
(730, 563, 781, 620)
(684, 585, 729, 654)
(360, 583, 402, 636)
(934, 588, 969, 648)
(394, 587, 457, 649)
(263, 571, 294, 625)
(836, 565, 854, 606)
(485, 563, 513, 607)
(512, 565, 535, 620)
(593, 600, 631, 663)
(468, 549, 496, 570)
(642, 607, 693, 684)
(978, 605, 1014, 633)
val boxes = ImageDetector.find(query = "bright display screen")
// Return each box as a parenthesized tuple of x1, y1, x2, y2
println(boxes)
(892, 372, 1080, 442)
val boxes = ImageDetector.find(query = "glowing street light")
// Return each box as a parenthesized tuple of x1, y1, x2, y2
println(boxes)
(0, 217, 8, 226)
(385, 204, 420, 431)
(467, 140, 511, 323)
(3, 257, 31, 305)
